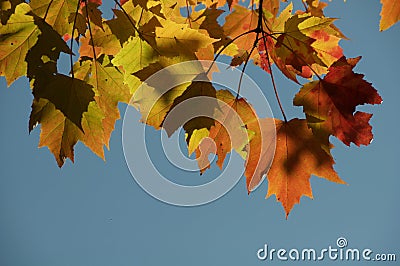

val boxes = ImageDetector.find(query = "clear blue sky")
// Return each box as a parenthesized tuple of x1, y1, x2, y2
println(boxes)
(0, 1, 399, 265)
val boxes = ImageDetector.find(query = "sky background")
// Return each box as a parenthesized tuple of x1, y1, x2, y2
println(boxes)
(0, 0, 399, 265)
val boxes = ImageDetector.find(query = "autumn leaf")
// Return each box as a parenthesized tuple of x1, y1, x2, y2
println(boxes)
(112, 35, 158, 93)
(380, 0, 400, 31)
(245, 118, 276, 193)
(155, 20, 217, 57)
(193, 90, 275, 192)
(29, 54, 129, 164)
(131, 58, 208, 130)
(81, 1, 103, 30)
(0, 0, 23, 25)
(267, 118, 345, 217)
(194, 90, 250, 173)
(33, 73, 95, 131)
(223, 5, 257, 53)
(294, 56, 382, 146)
(210, 90, 262, 189)
(0, 0, 385, 217)
(74, 55, 132, 150)
(29, 90, 105, 166)
(162, 74, 217, 141)
(79, 22, 121, 58)
(68, 12, 86, 38)
(29, 98, 82, 167)
(25, 17, 94, 131)
(273, 15, 325, 79)
(0, 3, 40, 86)
(105, 9, 136, 45)
(30, 0, 78, 36)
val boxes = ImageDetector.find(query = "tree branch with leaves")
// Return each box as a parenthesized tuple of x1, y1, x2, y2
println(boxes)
(0, 0, 397, 217)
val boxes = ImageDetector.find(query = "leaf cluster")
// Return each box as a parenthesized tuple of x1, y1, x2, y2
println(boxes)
(1, 0, 396, 216)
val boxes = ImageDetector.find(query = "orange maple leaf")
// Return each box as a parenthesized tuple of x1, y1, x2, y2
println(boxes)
(380, 0, 400, 31)
(267, 118, 346, 217)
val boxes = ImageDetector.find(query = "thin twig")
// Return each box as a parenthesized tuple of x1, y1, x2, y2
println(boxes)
(43, 0, 54, 20)
(84, 0, 97, 60)
(261, 30, 287, 122)
(69, 0, 81, 79)
(236, 37, 258, 99)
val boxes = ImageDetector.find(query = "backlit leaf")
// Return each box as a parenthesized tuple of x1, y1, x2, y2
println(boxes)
(0, 3, 40, 85)
(294, 56, 382, 146)
(380, 0, 400, 31)
(267, 118, 345, 217)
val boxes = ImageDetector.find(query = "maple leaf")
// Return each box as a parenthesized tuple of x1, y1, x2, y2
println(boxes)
(0, 3, 40, 86)
(105, 9, 136, 45)
(0, 0, 386, 216)
(267, 118, 345, 217)
(79, 22, 121, 58)
(193, 90, 275, 192)
(189, 6, 226, 59)
(30, 0, 77, 36)
(223, 5, 257, 53)
(195, 136, 216, 173)
(294, 56, 382, 146)
(29, 47, 129, 164)
(132, 57, 207, 129)
(81, 1, 103, 30)
(261, 4, 344, 79)
(244, 117, 276, 193)
(74, 55, 132, 150)
(261, 0, 280, 25)
(162, 74, 218, 141)
(24, 16, 94, 132)
(194, 90, 250, 173)
(0, 0, 23, 25)
(112, 35, 158, 92)
(273, 14, 326, 79)
(380, 0, 400, 31)
(188, 128, 210, 156)
(68, 12, 86, 38)
(304, 0, 347, 39)
(29, 98, 83, 167)
(155, 20, 217, 57)
(106, 0, 164, 45)
(33, 73, 95, 131)
(29, 88, 105, 166)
